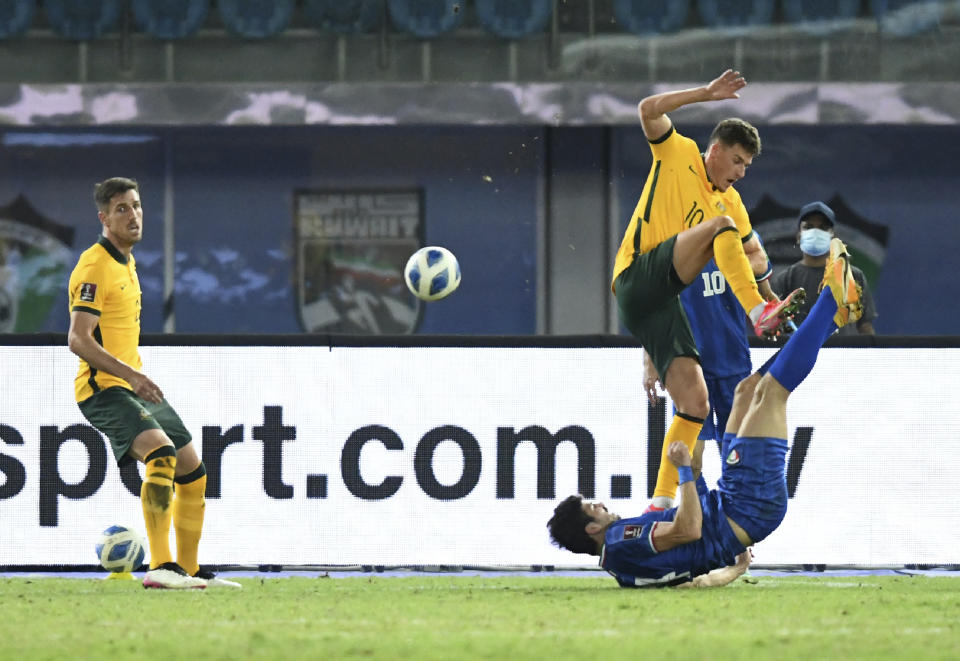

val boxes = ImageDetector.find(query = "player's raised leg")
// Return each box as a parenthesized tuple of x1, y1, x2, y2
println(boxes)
(721, 371, 762, 454)
(672, 215, 803, 339)
(735, 239, 862, 437)
(820, 237, 863, 328)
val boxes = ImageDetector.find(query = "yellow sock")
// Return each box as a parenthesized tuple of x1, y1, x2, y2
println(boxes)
(712, 227, 764, 313)
(141, 447, 176, 569)
(653, 414, 705, 500)
(173, 465, 207, 577)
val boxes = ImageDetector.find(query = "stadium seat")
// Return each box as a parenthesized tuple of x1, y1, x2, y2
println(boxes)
(303, 0, 382, 34)
(0, 0, 34, 40)
(132, 0, 209, 40)
(781, 0, 861, 34)
(475, 0, 553, 39)
(697, 0, 775, 30)
(611, 0, 690, 36)
(218, 0, 295, 39)
(870, 0, 943, 36)
(387, 0, 466, 38)
(44, 0, 122, 40)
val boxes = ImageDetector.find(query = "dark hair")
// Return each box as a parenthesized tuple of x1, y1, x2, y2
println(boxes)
(709, 118, 761, 156)
(547, 494, 599, 556)
(94, 177, 139, 212)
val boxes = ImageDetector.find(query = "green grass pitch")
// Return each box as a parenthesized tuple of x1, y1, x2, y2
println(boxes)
(2, 575, 959, 660)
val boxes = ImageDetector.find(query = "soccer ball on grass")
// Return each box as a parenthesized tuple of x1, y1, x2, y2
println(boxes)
(95, 525, 146, 573)
(403, 246, 461, 301)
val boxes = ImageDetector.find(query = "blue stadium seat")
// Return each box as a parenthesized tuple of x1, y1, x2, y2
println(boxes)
(0, 0, 35, 40)
(218, 0, 295, 39)
(303, 0, 382, 34)
(475, 0, 553, 39)
(44, 0, 121, 40)
(870, 0, 943, 36)
(388, 0, 465, 38)
(612, 0, 690, 36)
(697, 0, 775, 30)
(781, 0, 861, 34)
(132, 0, 209, 40)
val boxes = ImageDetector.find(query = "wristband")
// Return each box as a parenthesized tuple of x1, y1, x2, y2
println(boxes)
(677, 465, 694, 485)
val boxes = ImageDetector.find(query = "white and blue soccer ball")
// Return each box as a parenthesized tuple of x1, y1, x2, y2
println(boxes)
(403, 246, 461, 301)
(95, 525, 146, 573)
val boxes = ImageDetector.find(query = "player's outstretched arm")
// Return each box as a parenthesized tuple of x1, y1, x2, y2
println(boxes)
(680, 550, 752, 588)
(650, 443, 703, 550)
(637, 69, 746, 141)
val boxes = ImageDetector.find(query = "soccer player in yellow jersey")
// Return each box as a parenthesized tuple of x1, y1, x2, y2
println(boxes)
(68, 177, 239, 589)
(612, 70, 805, 511)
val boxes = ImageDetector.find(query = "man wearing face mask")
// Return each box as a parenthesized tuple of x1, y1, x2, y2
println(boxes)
(771, 201, 877, 336)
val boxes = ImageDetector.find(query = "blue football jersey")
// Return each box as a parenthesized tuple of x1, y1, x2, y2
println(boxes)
(600, 489, 747, 588)
(680, 259, 751, 379)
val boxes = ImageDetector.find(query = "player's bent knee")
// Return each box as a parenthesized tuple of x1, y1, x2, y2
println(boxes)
(708, 215, 737, 232)
(675, 392, 710, 420)
(735, 373, 761, 400)
(684, 398, 710, 420)
(753, 374, 789, 407)
(130, 429, 174, 462)
(174, 442, 202, 476)
(666, 374, 710, 419)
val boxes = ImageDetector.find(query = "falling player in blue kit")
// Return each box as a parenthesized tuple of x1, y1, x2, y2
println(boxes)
(548, 238, 862, 587)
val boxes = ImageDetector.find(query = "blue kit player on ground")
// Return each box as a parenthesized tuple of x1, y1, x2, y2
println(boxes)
(548, 238, 862, 587)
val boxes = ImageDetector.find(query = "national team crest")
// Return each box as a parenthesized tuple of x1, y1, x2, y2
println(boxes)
(294, 190, 424, 334)
(726, 449, 741, 465)
(0, 195, 75, 332)
(748, 194, 889, 293)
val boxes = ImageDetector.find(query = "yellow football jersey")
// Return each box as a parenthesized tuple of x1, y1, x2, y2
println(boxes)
(68, 236, 143, 402)
(612, 127, 753, 291)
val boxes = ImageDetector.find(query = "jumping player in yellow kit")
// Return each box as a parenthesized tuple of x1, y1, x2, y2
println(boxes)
(612, 70, 805, 511)
(68, 177, 239, 589)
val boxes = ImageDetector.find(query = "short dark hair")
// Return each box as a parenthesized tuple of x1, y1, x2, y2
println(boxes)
(709, 118, 761, 156)
(94, 177, 139, 212)
(547, 495, 598, 556)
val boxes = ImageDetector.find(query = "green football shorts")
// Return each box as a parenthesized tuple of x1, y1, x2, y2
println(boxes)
(614, 234, 700, 383)
(78, 386, 192, 464)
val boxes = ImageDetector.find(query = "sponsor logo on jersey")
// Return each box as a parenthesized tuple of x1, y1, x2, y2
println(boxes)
(293, 189, 424, 334)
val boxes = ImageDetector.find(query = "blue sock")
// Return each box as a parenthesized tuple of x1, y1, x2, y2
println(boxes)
(767, 287, 840, 392)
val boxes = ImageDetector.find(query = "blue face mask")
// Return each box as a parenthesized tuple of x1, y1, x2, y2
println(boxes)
(799, 228, 832, 256)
